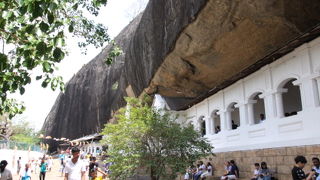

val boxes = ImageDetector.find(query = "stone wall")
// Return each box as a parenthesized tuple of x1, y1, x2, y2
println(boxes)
(195, 145, 320, 180)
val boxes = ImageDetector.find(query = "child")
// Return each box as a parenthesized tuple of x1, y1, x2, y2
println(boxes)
(89, 168, 108, 180)
(251, 163, 260, 180)
(292, 155, 315, 180)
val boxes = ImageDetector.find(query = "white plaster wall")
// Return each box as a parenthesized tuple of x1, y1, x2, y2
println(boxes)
(224, 82, 243, 106)
(309, 38, 320, 72)
(244, 71, 266, 97)
(171, 37, 320, 152)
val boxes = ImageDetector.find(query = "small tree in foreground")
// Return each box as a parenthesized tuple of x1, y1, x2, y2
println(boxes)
(101, 97, 213, 180)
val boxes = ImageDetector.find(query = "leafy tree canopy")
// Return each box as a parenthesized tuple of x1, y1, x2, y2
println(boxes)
(0, 115, 39, 144)
(0, 0, 114, 117)
(101, 97, 213, 180)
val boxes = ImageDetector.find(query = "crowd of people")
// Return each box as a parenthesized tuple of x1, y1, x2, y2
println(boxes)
(0, 155, 53, 180)
(182, 155, 320, 180)
(58, 147, 108, 180)
(0, 146, 110, 180)
(184, 161, 213, 180)
(2, 149, 320, 180)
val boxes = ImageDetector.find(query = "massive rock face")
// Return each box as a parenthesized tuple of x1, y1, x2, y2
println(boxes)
(42, 0, 208, 139)
(43, 0, 320, 140)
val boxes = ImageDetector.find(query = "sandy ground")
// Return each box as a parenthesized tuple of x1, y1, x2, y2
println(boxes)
(1, 149, 108, 180)
(13, 159, 67, 180)
(11, 159, 109, 180)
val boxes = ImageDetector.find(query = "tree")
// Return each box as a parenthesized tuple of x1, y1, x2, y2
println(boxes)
(0, 115, 39, 144)
(101, 97, 213, 180)
(0, 0, 117, 117)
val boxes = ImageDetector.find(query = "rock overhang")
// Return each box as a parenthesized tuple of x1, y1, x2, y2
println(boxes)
(145, 0, 320, 110)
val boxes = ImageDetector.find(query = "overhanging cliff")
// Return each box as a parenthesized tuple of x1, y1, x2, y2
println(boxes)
(43, 0, 320, 140)
(42, 0, 208, 140)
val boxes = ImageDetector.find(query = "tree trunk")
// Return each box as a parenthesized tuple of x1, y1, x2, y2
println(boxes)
(150, 167, 157, 180)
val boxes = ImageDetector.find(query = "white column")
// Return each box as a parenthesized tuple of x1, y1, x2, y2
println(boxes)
(225, 110, 232, 130)
(274, 92, 284, 118)
(209, 116, 215, 135)
(259, 92, 277, 120)
(218, 110, 227, 131)
(316, 77, 320, 105)
(235, 103, 248, 127)
(274, 89, 287, 118)
(294, 76, 320, 109)
(205, 117, 210, 135)
(247, 102, 255, 125)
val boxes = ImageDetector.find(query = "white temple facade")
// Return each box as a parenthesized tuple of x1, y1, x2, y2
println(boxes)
(156, 37, 320, 153)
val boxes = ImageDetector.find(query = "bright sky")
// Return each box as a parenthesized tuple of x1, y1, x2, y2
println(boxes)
(12, 0, 149, 130)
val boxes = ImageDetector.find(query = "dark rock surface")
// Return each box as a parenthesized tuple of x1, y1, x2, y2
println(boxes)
(43, 0, 320, 141)
(42, 0, 208, 140)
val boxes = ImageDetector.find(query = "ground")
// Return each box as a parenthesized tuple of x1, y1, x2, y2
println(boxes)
(12, 159, 109, 180)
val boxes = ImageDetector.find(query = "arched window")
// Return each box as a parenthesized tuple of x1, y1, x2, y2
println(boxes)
(198, 116, 206, 136)
(211, 110, 221, 134)
(248, 92, 266, 124)
(227, 103, 240, 130)
(282, 79, 302, 117)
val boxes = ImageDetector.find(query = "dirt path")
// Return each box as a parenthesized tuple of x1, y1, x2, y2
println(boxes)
(13, 159, 104, 180)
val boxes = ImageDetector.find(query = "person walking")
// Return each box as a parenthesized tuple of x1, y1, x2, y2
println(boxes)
(17, 157, 22, 175)
(39, 159, 47, 180)
(19, 163, 31, 180)
(64, 147, 86, 180)
(0, 160, 13, 180)
(47, 157, 53, 172)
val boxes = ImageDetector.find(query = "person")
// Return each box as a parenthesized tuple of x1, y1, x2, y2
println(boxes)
(88, 157, 99, 180)
(215, 126, 221, 133)
(89, 168, 107, 180)
(259, 114, 265, 122)
(251, 163, 260, 180)
(292, 155, 315, 180)
(64, 147, 86, 180)
(221, 161, 237, 180)
(193, 168, 203, 180)
(230, 160, 239, 178)
(47, 157, 53, 172)
(312, 157, 320, 180)
(199, 161, 206, 171)
(19, 163, 32, 180)
(0, 160, 13, 180)
(184, 171, 190, 180)
(231, 120, 238, 130)
(34, 158, 40, 174)
(207, 162, 213, 176)
(201, 162, 213, 178)
(17, 157, 22, 175)
(59, 154, 65, 177)
(39, 159, 47, 180)
(258, 162, 271, 180)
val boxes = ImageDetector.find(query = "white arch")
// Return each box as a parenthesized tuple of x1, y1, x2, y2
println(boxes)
(275, 74, 301, 90)
(210, 109, 221, 134)
(247, 92, 266, 124)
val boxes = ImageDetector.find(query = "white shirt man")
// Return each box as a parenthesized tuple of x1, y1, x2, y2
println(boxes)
(64, 147, 86, 180)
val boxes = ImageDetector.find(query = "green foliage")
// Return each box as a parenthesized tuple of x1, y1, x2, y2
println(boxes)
(10, 118, 40, 144)
(101, 97, 213, 180)
(105, 41, 123, 65)
(0, 115, 39, 144)
(0, 0, 111, 118)
(0, 99, 25, 119)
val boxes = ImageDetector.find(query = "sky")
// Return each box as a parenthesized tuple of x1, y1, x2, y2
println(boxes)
(12, 0, 149, 130)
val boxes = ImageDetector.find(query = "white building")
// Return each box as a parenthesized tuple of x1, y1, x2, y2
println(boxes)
(155, 36, 320, 154)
